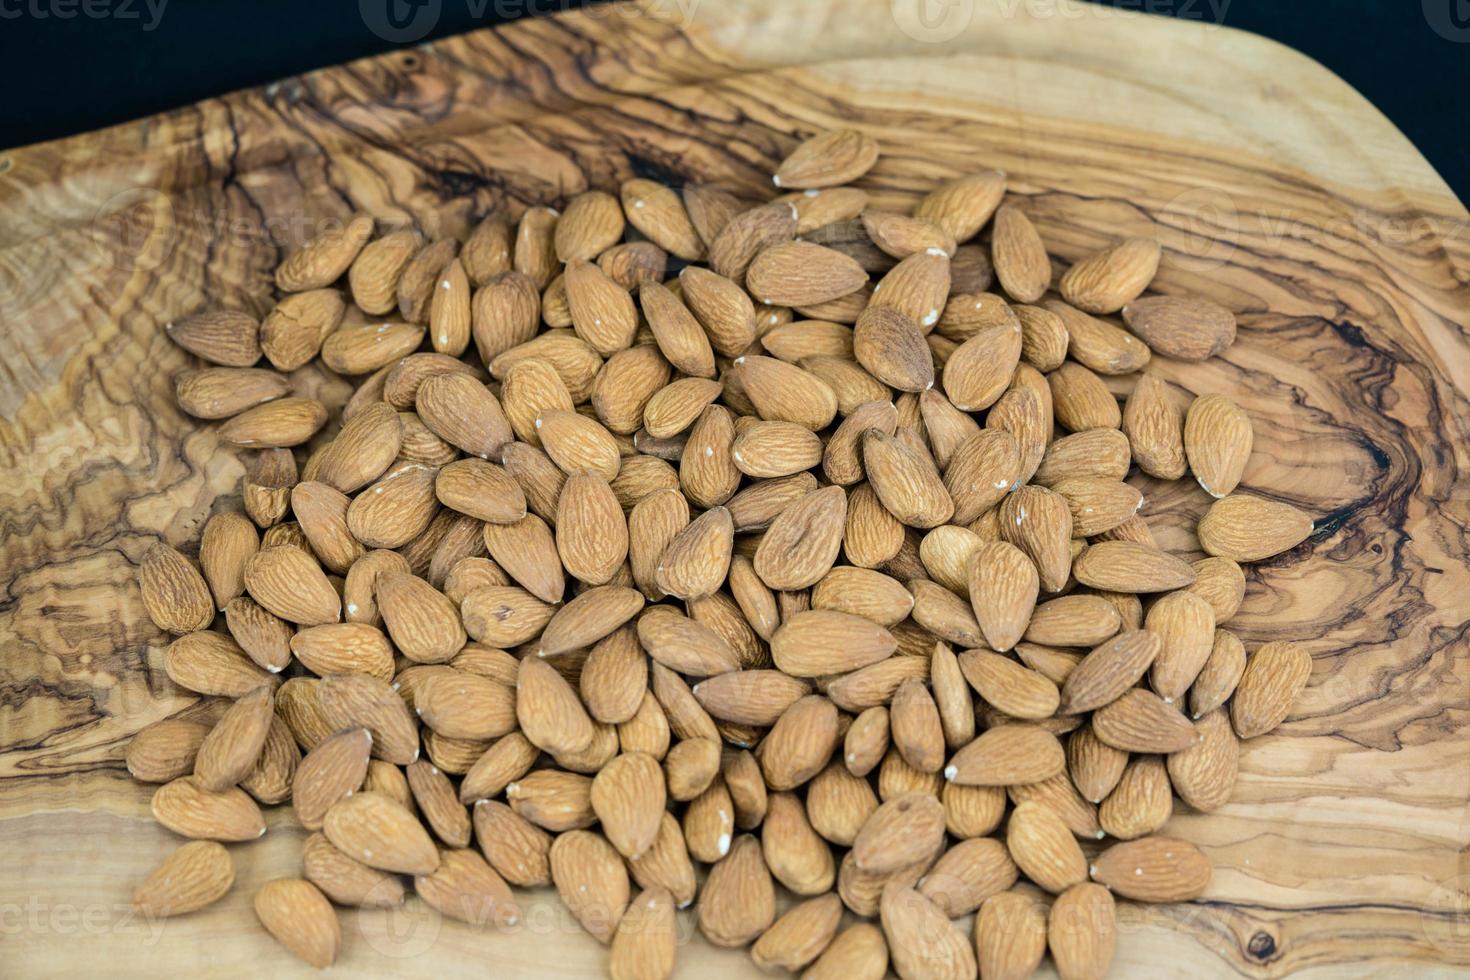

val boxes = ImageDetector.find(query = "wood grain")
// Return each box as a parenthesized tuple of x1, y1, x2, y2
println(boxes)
(2, 0, 1468, 975)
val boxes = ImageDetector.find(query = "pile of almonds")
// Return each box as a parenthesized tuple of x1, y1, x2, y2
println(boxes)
(133, 126, 1317, 977)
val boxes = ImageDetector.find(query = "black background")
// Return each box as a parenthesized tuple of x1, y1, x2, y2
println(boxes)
(0, 0, 1465, 203)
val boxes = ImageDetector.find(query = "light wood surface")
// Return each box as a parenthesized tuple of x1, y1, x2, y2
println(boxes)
(2, 0, 1468, 975)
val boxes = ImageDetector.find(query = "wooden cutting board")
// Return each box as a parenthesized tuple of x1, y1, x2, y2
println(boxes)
(2, 0, 1467, 975)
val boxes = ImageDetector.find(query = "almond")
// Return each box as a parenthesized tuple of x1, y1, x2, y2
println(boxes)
(754, 485, 848, 589)
(165, 630, 279, 697)
(1089, 835, 1212, 901)
(1043, 299, 1151, 375)
(1049, 882, 1117, 980)
(166, 309, 261, 366)
(556, 472, 629, 585)
(958, 650, 1059, 721)
(1092, 689, 1197, 753)
(773, 129, 879, 189)
(736, 355, 839, 430)
(914, 170, 1005, 241)
(771, 610, 895, 677)
(1058, 237, 1160, 314)
(997, 485, 1073, 593)
(351, 227, 421, 313)
(254, 878, 341, 969)
(317, 671, 422, 763)
(679, 265, 758, 356)
(323, 790, 439, 875)
(139, 542, 216, 635)
(1231, 640, 1312, 738)
(175, 366, 291, 419)
(1122, 294, 1236, 360)
(880, 883, 977, 980)
(1197, 493, 1314, 561)
(1058, 629, 1161, 714)
(943, 319, 1023, 411)
(944, 725, 1064, 786)
(610, 887, 678, 980)
(550, 829, 631, 944)
(1072, 540, 1196, 593)
(991, 203, 1051, 302)
(918, 836, 1018, 916)
(133, 840, 235, 917)
(1189, 628, 1248, 718)
(697, 835, 777, 947)
(193, 685, 274, 791)
(244, 545, 340, 625)
(151, 775, 266, 841)
(1184, 392, 1254, 498)
(975, 890, 1048, 980)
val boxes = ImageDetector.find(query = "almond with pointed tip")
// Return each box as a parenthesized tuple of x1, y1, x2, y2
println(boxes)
(637, 606, 740, 677)
(317, 671, 421, 763)
(610, 886, 678, 980)
(918, 836, 1018, 917)
(991, 203, 1051, 302)
(997, 485, 1073, 593)
(1197, 493, 1314, 562)
(1058, 629, 1161, 714)
(968, 540, 1038, 652)
(556, 471, 629, 586)
(751, 893, 843, 971)
(880, 883, 977, 980)
(736, 355, 841, 432)
(166, 309, 261, 366)
(1122, 294, 1236, 360)
(140, 542, 216, 635)
(697, 834, 777, 946)
(958, 650, 1059, 721)
(1167, 707, 1239, 812)
(293, 727, 373, 830)
(517, 655, 596, 756)
(773, 129, 879, 189)
(549, 829, 630, 944)
(254, 878, 341, 969)
(975, 889, 1047, 980)
(1184, 392, 1254, 498)
(1043, 299, 1152, 375)
(1092, 688, 1197, 753)
(132, 840, 235, 917)
(151, 775, 266, 841)
(1189, 627, 1248, 718)
(944, 724, 1064, 786)
(243, 545, 340, 626)
(323, 790, 439, 875)
(175, 366, 291, 420)
(1089, 835, 1212, 901)
(1059, 237, 1160, 314)
(193, 685, 274, 791)
(753, 485, 848, 589)
(862, 428, 954, 529)
(1231, 640, 1312, 738)
(943, 319, 1023, 411)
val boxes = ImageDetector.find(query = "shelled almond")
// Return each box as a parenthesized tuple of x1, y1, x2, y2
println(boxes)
(133, 125, 1320, 977)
